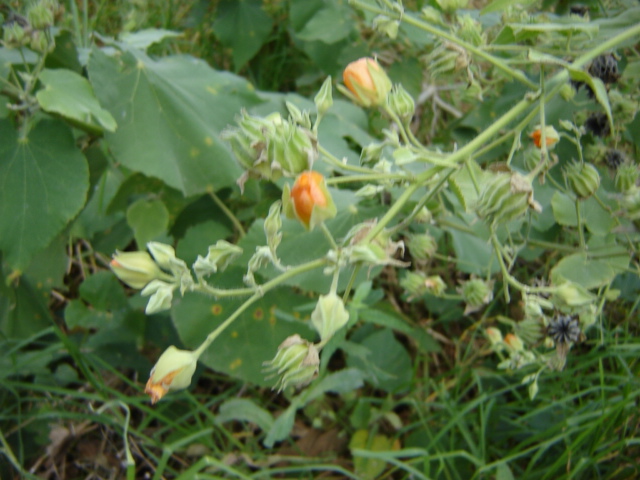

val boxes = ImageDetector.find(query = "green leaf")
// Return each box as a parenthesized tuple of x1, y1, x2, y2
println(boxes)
(0, 279, 51, 339)
(346, 328, 412, 393)
(0, 119, 89, 272)
(88, 48, 262, 196)
(550, 253, 616, 290)
(172, 288, 316, 386)
(448, 216, 499, 275)
(213, 0, 273, 70)
(481, 0, 537, 15)
(176, 220, 232, 267)
(295, 2, 354, 44)
(350, 429, 398, 480)
(216, 398, 274, 432)
(551, 191, 578, 227)
(119, 29, 181, 50)
(126, 198, 170, 248)
(36, 68, 117, 133)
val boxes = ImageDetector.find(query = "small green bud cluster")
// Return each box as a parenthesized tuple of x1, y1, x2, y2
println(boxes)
(400, 271, 446, 300)
(459, 278, 493, 314)
(476, 172, 541, 225)
(2, 1, 58, 52)
(264, 292, 349, 391)
(387, 85, 415, 121)
(263, 335, 320, 392)
(406, 233, 437, 262)
(614, 163, 639, 193)
(222, 111, 317, 190)
(424, 41, 470, 78)
(456, 15, 486, 47)
(564, 161, 600, 199)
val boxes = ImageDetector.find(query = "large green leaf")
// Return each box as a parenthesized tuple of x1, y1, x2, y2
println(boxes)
(294, 1, 354, 43)
(0, 119, 89, 272)
(36, 68, 117, 134)
(172, 288, 316, 386)
(213, 0, 274, 70)
(87, 47, 262, 196)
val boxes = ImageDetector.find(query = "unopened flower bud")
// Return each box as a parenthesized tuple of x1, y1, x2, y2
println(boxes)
(621, 187, 640, 220)
(193, 240, 243, 279)
(340, 58, 392, 108)
(285, 101, 311, 129)
(30, 30, 52, 53)
(27, 2, 54, 29)
(504, 333, 524, 352)
(147, 242, 178, 271)
(406, 233, 437, 261)
(314, 76, 333, 117)
(372, 15, 400, 39)
(530, 126, 559, 149)
(284, 171, 336, 230)
(457, 15, 485, 47)
(560, 83, 576, 101)
(614, 163, 638, 193)
(360, 142, 385, 164)
(460, 278, 493, 314)
(3, 23, 27, 47)
(110, 251, 166, 289)
(388, 84, 415, 120)
(401, 271, 428, 299)
(145, 346, 198, 404)
(264, 200, 283, 257)
(485, 327, 503, 346)
(263, 335, 319, 392)
(311, 292, 350, 341)
(424, 275, 446, 296)
(141, 280, 175, 314)
(565, 161, 600, 198)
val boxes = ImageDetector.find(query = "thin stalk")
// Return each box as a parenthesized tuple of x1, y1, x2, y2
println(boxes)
(318, 145, 377, 174)
(325, 172, 409, 185)
(208, 191, 246, 238)
(193, 258, 327, 358)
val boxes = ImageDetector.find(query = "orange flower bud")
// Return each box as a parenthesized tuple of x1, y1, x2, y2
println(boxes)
(144, 346, 198, 404)
(284, 171, 336, 230)
(504, 333, 524, 352)
(530, 126, 559, 149)
(342, 58, 392, 107)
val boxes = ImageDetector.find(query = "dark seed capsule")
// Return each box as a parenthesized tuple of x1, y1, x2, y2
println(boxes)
(569, 4, 588, 16)
(547, 315, 581, 344)
(588, 54, 620, 85)
(605, 149, 625, 170)
(584, 112, 610, 138)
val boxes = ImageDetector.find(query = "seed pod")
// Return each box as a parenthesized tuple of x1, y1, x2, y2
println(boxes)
(605, 149, 625, 170)
(565, 161, 600, 198)
(460, 278, 493, 314)
(406, 233, 437, 261)
(615, 163, 639, 193)
(477, 172, 540, 224)
(388, 84, 415, 120)
(588, 53, 620, 85)
(584, 112, 610, 137)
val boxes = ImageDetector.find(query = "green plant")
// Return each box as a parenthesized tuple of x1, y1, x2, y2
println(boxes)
(1, 0, 639, 478)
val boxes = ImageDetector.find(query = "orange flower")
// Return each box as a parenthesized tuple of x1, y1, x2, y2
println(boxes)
(530, 126, 559, 148)
(286, 171, 336, 230)
(342, 58, 392, 107)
